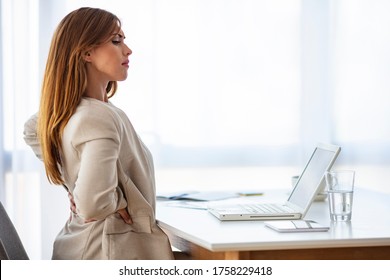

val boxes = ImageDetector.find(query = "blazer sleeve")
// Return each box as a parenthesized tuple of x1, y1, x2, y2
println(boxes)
(69, 107, 127, 221)
(23, 113, 43, 161)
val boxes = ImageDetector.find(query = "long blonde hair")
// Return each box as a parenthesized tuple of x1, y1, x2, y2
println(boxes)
(38, 7, 121, 185)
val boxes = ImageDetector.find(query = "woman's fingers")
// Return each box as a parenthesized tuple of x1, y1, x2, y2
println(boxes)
(68, 192, 132, 225)
(117, 208, 133, 224)
(68, 192, 77, 213)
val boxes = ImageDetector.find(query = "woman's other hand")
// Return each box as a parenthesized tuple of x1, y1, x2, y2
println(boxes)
(117, 208, 133, 224)
(68, 192, 132, 224)
(68, 192, 77, 214)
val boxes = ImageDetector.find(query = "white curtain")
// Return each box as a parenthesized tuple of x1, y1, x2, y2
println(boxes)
(1, 0, 390, 259)
(1, 0, 69, 260)
(1, 0, 43, 258)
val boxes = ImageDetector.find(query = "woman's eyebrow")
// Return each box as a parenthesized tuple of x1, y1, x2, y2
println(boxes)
(113, 33, 126, 39)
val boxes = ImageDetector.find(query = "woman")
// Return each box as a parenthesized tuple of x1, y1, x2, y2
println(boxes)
(24, 7, 174, 260)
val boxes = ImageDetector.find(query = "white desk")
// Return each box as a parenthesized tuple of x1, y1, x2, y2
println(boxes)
(156, 188, 390, 259)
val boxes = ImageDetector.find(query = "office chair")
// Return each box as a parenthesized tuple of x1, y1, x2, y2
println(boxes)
(0, 201, 29, 260)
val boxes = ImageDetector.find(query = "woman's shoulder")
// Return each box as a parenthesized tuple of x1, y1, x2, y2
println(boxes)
(71, 98, 121, 124)
(76, 97, 115, 115)
(65, 98, 122, 142)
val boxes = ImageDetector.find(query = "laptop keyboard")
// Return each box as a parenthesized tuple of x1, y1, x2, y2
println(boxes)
(239, 203, 295, 214)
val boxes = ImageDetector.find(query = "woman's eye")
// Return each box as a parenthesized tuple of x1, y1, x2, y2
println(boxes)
(112, 40, 121, 45)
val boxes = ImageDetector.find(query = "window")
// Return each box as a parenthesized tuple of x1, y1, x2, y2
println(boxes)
(64, 0, 304, 167)
(331, 0, 390, 162)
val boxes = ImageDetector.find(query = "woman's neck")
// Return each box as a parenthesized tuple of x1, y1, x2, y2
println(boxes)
(83, 78, 109, 102)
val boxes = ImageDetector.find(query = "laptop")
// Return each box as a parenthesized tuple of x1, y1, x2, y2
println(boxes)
(208, 143, 341, 221)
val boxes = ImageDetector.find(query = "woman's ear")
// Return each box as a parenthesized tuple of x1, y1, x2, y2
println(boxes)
(83, 51, 92, 62)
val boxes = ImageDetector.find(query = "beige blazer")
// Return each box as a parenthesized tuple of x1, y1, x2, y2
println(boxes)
(24, 98, 173, 260)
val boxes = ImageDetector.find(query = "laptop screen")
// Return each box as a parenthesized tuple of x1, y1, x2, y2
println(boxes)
(287, 145, 340, 211)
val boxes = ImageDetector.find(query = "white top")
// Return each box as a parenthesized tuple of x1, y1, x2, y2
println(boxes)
(23, 98, 174, 259)
(156, 188, 390, 251)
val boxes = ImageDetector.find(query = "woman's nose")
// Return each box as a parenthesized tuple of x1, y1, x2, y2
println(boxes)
(125, 44, 132, 56)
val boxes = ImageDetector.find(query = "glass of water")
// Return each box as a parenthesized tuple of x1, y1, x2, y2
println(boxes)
(325, 170, 355, 222)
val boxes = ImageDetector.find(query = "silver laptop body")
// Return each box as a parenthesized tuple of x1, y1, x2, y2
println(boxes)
(208, 143, 341, 221)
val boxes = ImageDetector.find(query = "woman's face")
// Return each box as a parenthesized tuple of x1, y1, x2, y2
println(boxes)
(86, 29, 132, 83)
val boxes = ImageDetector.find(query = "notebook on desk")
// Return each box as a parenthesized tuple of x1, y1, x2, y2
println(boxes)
(208, 143, 341, 221)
